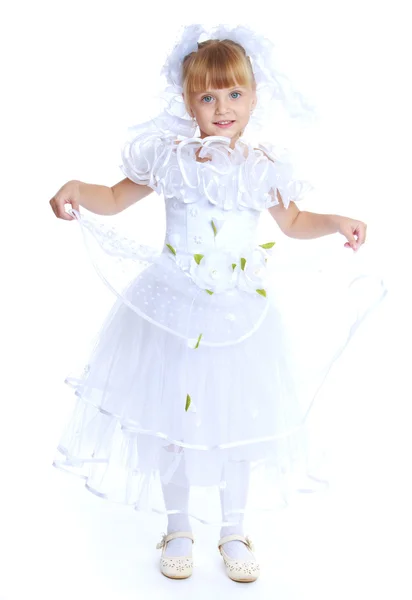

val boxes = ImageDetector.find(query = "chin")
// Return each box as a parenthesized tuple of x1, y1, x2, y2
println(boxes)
(212, 127, 243, 138)
(200, 126, 243, 140)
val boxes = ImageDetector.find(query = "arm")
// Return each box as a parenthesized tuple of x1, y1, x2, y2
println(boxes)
(65, 178, 153, 216)
(111, 177, 154, 213)
(258, 147, 339, 240)
(262, 149, 363, 247)
(268, 190, 339, 240)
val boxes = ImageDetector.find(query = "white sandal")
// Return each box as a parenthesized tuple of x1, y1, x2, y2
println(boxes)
(156, 531, 195, 579)
(218, 534, 260, 582)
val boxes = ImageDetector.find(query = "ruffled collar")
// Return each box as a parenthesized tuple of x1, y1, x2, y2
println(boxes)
(174, 135, 254, 167)
(166, 135, 280, 210)
(120, 128, 310, 212)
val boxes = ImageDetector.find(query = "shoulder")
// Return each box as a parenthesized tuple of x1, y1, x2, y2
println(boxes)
(120, 130, 177, 191)
(253, 145, 275, 163)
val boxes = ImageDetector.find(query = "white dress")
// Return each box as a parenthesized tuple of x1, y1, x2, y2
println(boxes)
(53, 130, 388, 525)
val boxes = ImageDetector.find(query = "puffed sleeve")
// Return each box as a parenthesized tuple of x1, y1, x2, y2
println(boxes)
(119, 120, 176, 194)
(257, 142, 315, 210)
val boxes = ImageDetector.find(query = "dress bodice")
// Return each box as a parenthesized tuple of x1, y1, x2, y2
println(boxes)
(119, 132, 313, 277)
(165, 193, 260, 272)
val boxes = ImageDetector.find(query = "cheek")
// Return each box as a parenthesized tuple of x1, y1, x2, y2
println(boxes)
(240, 101, 251, 114)
(197, 105, 212, 120)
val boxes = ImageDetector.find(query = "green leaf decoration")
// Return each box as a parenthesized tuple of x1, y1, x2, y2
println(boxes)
(185, 394, 191, 411)
(232, 263, 237, 271)
(205, 289, 214, 295)
(256, 289, 267, 297)
(259, 242, 276, 249)
(211, 220, 217, 237)
(240, 257, 246, 271)
(166, 243, 176, 256)
(194, 333, 203, 349)
(194, 254, 204, 265)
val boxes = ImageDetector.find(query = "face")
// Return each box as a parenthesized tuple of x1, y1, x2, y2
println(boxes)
(184, 84, 257, 148)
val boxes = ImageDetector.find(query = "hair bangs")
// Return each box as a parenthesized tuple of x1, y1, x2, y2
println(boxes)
(183, 40, 255, 100)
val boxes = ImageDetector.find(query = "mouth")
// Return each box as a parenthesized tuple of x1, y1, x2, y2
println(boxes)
(213, 120, 235, 128)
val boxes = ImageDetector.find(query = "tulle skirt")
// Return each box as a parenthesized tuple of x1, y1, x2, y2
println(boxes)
(53, 210, 388, 526)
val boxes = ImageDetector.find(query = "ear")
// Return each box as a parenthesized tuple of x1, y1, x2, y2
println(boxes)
(251, 90, 258, 111)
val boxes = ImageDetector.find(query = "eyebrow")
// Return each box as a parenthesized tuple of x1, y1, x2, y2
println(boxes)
(197, 86, 246, 95)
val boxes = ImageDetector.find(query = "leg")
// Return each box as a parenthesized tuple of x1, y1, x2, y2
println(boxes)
(160, 444, 192, 557)
(219, 459, 254, 560)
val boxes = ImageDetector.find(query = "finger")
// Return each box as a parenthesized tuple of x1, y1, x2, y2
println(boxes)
(70, 201, 80, 216)
(344, 241, 357, 251)
(64, 202, 76, 219)
(68, 202, 80, 219)
(58, 201, 75, 220)
(61, 207, 75, 220)
(356, 224, 367, 246)
(346, 232, 357, 249)
(49, 198, 57, 217)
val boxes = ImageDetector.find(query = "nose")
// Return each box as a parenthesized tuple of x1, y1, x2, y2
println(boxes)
(215, 98, 230, 115)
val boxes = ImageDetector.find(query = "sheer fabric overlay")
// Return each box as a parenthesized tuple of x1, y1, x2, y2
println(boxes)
(53, 129, 388, 525)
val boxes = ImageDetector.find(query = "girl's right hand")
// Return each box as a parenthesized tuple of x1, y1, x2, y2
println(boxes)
(49, 180, 80, 221)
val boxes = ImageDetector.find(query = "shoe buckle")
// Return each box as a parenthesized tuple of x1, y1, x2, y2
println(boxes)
(245, 536, 255, 552)
(156, 533, 167, 549)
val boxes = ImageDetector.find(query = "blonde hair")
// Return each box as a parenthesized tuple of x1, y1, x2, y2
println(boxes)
(182, 39, 256, 114)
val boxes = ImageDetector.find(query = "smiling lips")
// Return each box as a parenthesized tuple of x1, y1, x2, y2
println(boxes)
(214, 120, 235, 128)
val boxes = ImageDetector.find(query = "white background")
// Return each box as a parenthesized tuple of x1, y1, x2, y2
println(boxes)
(1, 1, 411, 598)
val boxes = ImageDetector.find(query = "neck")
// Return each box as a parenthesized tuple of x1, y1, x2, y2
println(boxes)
(198, 130, 242, 150)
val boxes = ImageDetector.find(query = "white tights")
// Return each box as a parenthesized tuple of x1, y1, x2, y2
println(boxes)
(219, 458, 254, 560)
(160, 446, 192, 557)
(160, 447, 253, 560)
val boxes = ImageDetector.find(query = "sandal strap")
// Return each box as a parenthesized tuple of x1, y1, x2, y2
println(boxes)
(156, 531, 194, 549)
(218, 534, 254, 551)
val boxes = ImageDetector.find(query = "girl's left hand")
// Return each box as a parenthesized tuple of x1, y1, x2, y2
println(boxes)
(335, 215, 367, 252)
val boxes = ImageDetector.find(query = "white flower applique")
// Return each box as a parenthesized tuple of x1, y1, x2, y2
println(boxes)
(238, 246, 271, 297)
(167, 217, 277, 411)
(189, 249, 239, 295)
(189, 218, 236, 295)
(189, 243, 276, 298)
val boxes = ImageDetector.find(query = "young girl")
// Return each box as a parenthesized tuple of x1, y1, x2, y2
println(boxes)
(49, 24, 387, 583)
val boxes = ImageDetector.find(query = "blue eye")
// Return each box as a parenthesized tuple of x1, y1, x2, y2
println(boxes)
(231, 91, 241, 99)
(202, 95, 213, 103)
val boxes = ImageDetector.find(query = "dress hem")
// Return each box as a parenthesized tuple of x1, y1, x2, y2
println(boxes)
(52, 452, 330, 527)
